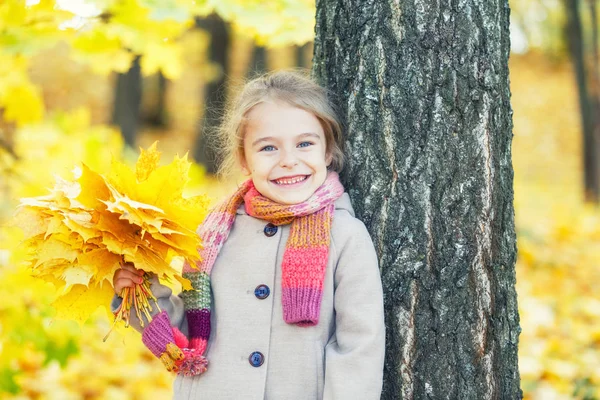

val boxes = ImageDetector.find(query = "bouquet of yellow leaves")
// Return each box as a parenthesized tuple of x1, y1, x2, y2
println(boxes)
(12, 143, 209, 337)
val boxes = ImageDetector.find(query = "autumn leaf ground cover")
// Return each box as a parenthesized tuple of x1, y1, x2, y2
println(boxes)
(0, 52, 597, 398)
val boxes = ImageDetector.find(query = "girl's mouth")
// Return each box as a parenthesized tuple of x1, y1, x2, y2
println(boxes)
(272, 175, 309, 185)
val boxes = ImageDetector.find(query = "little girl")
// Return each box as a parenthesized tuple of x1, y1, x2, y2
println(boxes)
(112, 71, 385, 399)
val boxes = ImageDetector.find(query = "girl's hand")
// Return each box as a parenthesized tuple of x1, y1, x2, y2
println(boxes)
(113, 262, 145, 296)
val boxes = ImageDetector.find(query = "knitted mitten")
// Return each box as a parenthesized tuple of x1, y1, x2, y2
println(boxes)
(142, 311, 208, 376)
(142, 311, 184, 372)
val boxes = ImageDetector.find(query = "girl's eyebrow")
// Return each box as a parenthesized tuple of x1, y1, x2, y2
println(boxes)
(297, 132, 322, 140)
(251, 132, 321, 147)
(252, 136, 276, 147)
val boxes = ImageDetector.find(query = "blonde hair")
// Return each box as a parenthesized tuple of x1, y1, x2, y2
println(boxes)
(217, 70, 345, 177)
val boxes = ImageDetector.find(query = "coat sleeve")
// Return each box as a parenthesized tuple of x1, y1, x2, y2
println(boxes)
(323, 218, 385, 400)
(110, 273, 189, 336)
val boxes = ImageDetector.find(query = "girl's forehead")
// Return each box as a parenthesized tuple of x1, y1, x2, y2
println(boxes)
(246, 101, 320, 127)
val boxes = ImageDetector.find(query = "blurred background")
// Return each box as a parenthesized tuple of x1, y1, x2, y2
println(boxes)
(0, 0, 599, 399)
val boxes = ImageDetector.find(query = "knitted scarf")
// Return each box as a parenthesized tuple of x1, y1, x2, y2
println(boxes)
(142, 172, 344, 376)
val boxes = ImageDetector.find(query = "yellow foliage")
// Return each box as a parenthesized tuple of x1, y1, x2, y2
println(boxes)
(141, 40, 184, 79)
(71, 30, 134, 75)
(52, 283, 117, 323)
(0, 113, 224, 397)
(3, 108, 123, 202)
(107, 143, 209, 232)
(0, 1, 73, 123)
(11, 142, 209, 326)
(201, 0, 315, 46)
(0, 81, 45, 126)
(0, 0, 314, 125)
(0, 55, 44, 126)
(71, 1, 195, 78)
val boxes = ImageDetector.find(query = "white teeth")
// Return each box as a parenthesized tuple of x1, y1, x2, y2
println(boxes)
(274, 176, 307, 185)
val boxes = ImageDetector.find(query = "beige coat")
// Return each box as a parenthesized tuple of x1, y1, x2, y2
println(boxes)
(113, 193, 385, 399)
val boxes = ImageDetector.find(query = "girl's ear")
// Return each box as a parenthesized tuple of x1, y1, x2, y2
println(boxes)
(239, 154, 251, 176)
(325, 152, 333, 168)
(241, 164, 251, 176)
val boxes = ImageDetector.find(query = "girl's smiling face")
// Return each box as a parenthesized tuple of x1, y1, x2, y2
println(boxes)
(241, 100, 332, 205)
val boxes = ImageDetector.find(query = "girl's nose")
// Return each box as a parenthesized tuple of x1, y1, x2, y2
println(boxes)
(279, 150, 299, 168)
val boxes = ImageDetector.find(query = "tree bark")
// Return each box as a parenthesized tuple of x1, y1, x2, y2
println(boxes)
(112, 55, 142, 148)
(193, 14, 230, 174)
(313, 1, 521, 399)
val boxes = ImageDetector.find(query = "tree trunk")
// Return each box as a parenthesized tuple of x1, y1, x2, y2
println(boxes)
(565, 0, 600, 202)
(588, 0, 599, 81)
(587, 0, 600, 203)
(144, 71, 168, 127)
(296, 43, 311, 69)
(193, 14, 230, 174)
(313, 1, 521, 399)
(248, 44, 267, 78)
(112, 55, 142, 148)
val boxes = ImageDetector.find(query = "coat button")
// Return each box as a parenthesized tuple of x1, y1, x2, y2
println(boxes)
(254, 284, 270, 299)
(263, 223, 278, 237)
(249, 351, 264, 367)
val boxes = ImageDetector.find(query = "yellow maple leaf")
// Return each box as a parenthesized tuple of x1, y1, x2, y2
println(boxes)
(62, 215, 100, 243)
(166, 195, 210, 232)
(77, 248, 121, 284)
(51, 282, 115, 326)
(107, 156, 138, 197)
(175, 274, 193, 291)
(62, 266, 95, 292)
(135, 141, 161, 182)
(34, 237, 79, 267)
(136, 154, 190, 201)
(75, 164, 110, 210)
(10, 206, 49, 238)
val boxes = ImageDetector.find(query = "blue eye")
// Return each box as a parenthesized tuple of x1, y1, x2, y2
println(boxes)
(261, 145, 276, 152)
(298, 141, 313, 148)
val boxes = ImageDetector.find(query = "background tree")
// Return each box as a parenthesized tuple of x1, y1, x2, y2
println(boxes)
(143, 71, 169, 128)
(248, 44, 268, 77)
(111, 56, 142, 147)
(312, 0, 521, 398)
(295, 43, 312, 69)
(193, 14, 230, 174)
(564, 0, 600, 202)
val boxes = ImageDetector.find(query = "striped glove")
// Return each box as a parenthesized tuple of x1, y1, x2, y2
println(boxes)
(141, 311, 208, 376)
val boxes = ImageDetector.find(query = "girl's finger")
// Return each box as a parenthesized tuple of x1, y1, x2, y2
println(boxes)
(119, 261, 145, 275)
(114, 269, 144, 284)
(114, 277, 136, 294)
